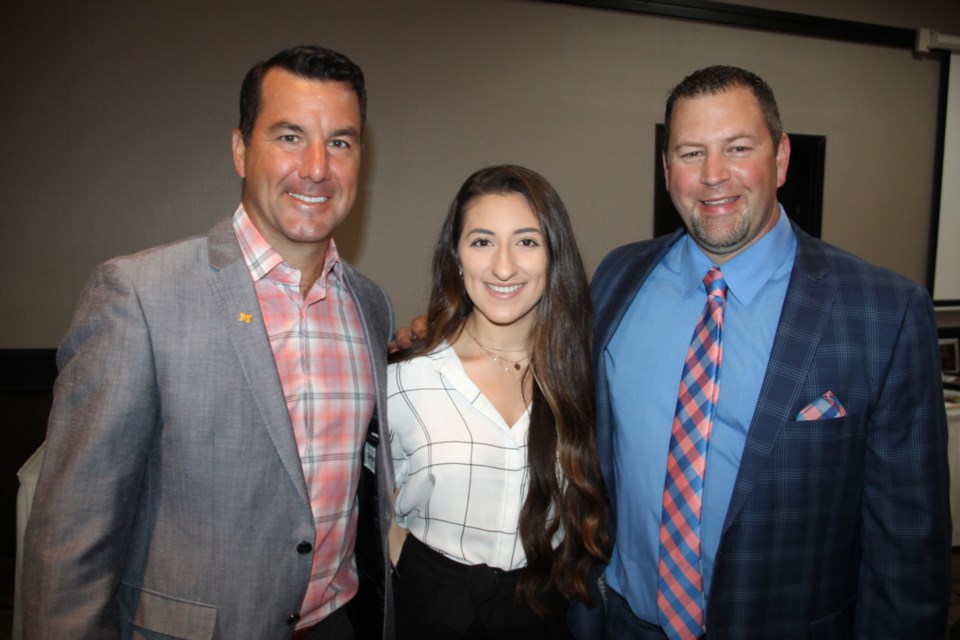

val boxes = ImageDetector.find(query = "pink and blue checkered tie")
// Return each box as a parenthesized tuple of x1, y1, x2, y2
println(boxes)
(657, 266, 727, 640)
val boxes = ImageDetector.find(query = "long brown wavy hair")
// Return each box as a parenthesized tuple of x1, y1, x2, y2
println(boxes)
(393, 164, 610, 613)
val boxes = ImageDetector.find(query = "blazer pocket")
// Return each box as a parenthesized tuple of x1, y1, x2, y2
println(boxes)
(118, 583, 217, 640)
(781, 415, 858, 476)
(807, 593, 856, 639)
(785, 414, 853, 432)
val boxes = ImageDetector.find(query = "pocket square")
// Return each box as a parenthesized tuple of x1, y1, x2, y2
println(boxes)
(796, 391, 847, 421)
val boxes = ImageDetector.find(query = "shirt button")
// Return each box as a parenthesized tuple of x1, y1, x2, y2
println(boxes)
(297, 541, 313, 554)
(286, 612, 300, 626)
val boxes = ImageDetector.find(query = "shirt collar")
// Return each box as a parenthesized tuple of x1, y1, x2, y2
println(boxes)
(232, 205, 345, 289)
(668, 204, 796, 305)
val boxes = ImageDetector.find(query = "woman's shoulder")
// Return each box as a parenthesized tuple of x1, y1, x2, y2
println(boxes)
(388, 342, 456, 384)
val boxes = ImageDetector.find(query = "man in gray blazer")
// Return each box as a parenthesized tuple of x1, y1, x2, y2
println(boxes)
(23, 45, 395, 640)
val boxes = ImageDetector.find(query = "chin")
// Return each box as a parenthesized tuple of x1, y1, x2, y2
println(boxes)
(284, 223, 336, 243)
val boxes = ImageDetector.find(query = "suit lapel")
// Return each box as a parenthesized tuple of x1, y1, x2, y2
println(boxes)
(593, 231, 681, 511)
(595, 231, 682, 354)
(206, 218, 310, 507)
(341, 263, 395, 490)
(722, 225, 834, 534)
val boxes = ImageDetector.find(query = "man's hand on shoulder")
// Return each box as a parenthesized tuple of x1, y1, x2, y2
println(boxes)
(389, 315, 428, 353)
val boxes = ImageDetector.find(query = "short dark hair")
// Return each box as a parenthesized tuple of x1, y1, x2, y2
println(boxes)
(238, 45, 366, 144)
(663, 65, 783, 152)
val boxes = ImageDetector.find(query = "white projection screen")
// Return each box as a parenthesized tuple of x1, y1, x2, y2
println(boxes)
(934, 52, 960, 305)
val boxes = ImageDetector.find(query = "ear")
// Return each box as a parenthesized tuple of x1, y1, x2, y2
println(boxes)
(775, 133, 791, 188)
(231, 129, 246, 179)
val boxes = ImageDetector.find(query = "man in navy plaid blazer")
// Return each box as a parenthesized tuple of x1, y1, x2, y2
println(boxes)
(575, 66, 951, 639)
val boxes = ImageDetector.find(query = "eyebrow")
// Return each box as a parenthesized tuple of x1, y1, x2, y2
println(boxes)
(268, 121, 306, 135)
(673, 131, 759, 148)
(266, 122, 360, 140)
(330, 126, 360, 140)
(465, 227, 543, 236)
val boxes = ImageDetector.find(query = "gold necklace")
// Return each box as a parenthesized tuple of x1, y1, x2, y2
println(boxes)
(464, 324, 531, 379)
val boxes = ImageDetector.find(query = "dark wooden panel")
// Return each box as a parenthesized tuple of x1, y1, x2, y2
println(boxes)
(1, 348, 56, 592)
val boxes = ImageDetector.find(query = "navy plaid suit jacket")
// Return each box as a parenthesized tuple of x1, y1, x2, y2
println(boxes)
(584, 223, 951, 639)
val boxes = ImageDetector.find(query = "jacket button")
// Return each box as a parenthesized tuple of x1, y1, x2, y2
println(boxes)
(297, 541, 313, 554)
(286, 612, 300, 626)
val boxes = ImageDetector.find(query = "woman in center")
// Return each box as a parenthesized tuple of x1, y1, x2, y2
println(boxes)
(389, 164, 609, 639)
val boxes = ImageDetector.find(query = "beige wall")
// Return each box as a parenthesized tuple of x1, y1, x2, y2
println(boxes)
(2, 0, 958, 347)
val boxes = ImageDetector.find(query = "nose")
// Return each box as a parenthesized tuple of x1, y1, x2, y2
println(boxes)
(300, 142, 330, 182)
(491, 246, 518, 281)
(700, 153, 728, 186)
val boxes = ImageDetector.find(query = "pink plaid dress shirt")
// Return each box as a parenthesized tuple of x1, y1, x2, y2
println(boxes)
(233, 207, 375, 628)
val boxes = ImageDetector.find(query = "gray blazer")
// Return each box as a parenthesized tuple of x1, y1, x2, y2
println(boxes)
(22, 217, 396, 640)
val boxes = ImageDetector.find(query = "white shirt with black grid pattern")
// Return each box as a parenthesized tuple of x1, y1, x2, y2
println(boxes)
(388, 342, 531, 571)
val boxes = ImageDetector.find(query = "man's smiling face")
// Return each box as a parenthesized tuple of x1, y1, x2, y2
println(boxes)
(232, 68, 362, 262)
(663, 85, 790, 264)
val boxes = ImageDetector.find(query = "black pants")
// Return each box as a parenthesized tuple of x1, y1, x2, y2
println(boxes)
(393, 534, 573, 640)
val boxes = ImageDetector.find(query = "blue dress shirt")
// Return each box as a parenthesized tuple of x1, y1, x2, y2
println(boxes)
(603, 208, 797, 624)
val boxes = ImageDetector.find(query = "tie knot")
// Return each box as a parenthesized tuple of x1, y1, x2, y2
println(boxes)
(704, 266, 727, 298)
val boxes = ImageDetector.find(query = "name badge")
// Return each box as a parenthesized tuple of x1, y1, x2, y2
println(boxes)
(364, 431, 378, 474)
